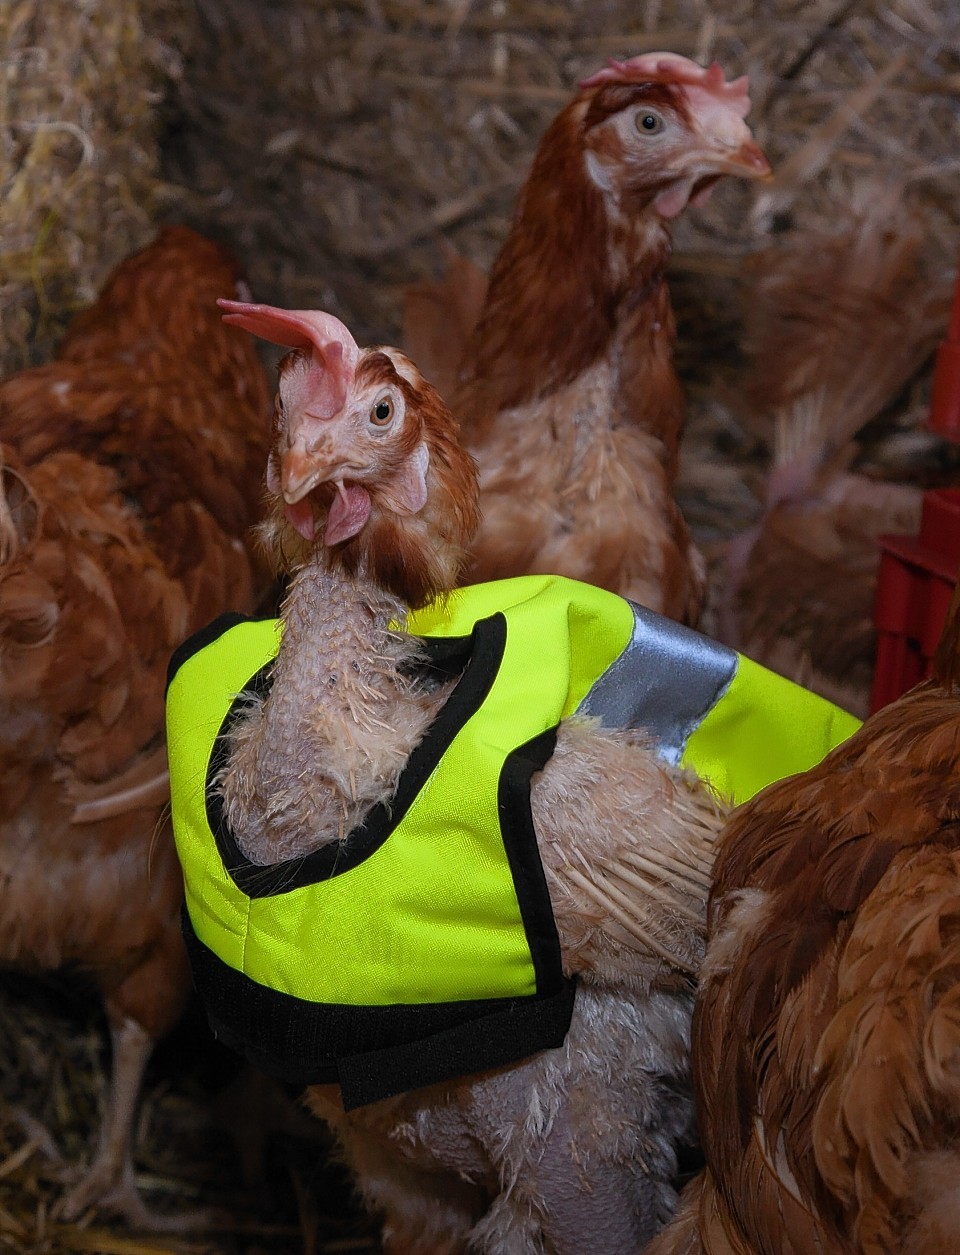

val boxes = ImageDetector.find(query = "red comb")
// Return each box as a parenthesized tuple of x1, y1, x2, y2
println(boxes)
(579, 52, 751, 119)
(218, 299, 360, 419)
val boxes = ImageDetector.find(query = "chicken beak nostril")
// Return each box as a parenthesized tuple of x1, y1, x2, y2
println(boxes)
(735, 140, 773, 178)
(280, 447, 319, 503)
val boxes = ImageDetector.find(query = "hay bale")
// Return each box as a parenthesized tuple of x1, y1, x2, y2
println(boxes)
(0, 0, 183, 375)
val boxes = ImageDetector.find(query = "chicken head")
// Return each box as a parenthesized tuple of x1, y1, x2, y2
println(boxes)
(578, 52, 770, 220)
(219, 299, 479, 607)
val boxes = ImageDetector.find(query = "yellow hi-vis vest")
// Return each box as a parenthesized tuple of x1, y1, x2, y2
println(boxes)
(166, 574, 860, 1108)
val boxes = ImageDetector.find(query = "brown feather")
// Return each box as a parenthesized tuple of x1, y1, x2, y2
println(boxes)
(401, 244, 488, 402)
(651, 572, 960, 1252)
(0, 225, 271, 1226)
(722, 184, 951, 713)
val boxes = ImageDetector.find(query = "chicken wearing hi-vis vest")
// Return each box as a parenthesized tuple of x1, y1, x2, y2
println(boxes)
(165, 300, 859, 1254)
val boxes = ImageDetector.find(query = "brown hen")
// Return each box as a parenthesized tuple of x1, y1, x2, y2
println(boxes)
(0, 226, 271, 1226)
(646, 565, 960, 1252)
(405, 52, 771, 626)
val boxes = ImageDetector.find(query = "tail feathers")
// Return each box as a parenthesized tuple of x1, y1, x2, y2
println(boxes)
(719, 184, 950, 689)
(739, 181, 948, 501)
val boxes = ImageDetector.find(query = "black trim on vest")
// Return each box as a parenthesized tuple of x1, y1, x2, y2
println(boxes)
(498, 727, 565, 997)
(166, 611, 256, 695)
(182, 910, 577, 1109)
(205, 613, 508, 897)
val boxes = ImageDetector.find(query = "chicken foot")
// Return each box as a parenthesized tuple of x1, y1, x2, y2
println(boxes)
(59, 1014, 209, 1232)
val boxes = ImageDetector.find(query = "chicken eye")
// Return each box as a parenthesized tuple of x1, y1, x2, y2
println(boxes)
(370, 396, 394, 427)
(635, 110, 664, 135)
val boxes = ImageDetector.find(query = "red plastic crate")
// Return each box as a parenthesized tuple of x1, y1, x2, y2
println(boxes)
(871, 488, 960, 711)
(870, 251, 960, 712)
(929, 257, 960, 441)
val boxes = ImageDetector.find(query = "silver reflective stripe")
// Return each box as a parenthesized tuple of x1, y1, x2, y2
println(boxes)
(576, 600, 738, 765)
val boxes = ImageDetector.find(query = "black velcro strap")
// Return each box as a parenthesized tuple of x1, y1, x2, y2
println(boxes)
(336, 979, 576, 1109)
(183, 911, 575, 1107)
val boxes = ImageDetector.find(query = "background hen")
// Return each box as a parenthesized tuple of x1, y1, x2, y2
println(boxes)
(168, 300, 857, 1254)
(646, 561, 960, 1252)
(713, 184, 954, 716)
(404, 52, 771, 627)
(0, 225, 271, 1226)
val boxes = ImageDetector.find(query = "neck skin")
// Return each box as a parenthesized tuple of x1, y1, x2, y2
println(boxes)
(217, 557, 448, 865)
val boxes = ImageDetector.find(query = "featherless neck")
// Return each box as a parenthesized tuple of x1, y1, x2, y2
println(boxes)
(280, 558, 412, 669)
(271, 558, 430, 763)
(221, 557, 444, 865)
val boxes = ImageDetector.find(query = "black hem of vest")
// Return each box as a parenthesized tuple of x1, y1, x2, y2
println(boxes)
(183, 910, 577, 1109)
(202, 612, 508, 896)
